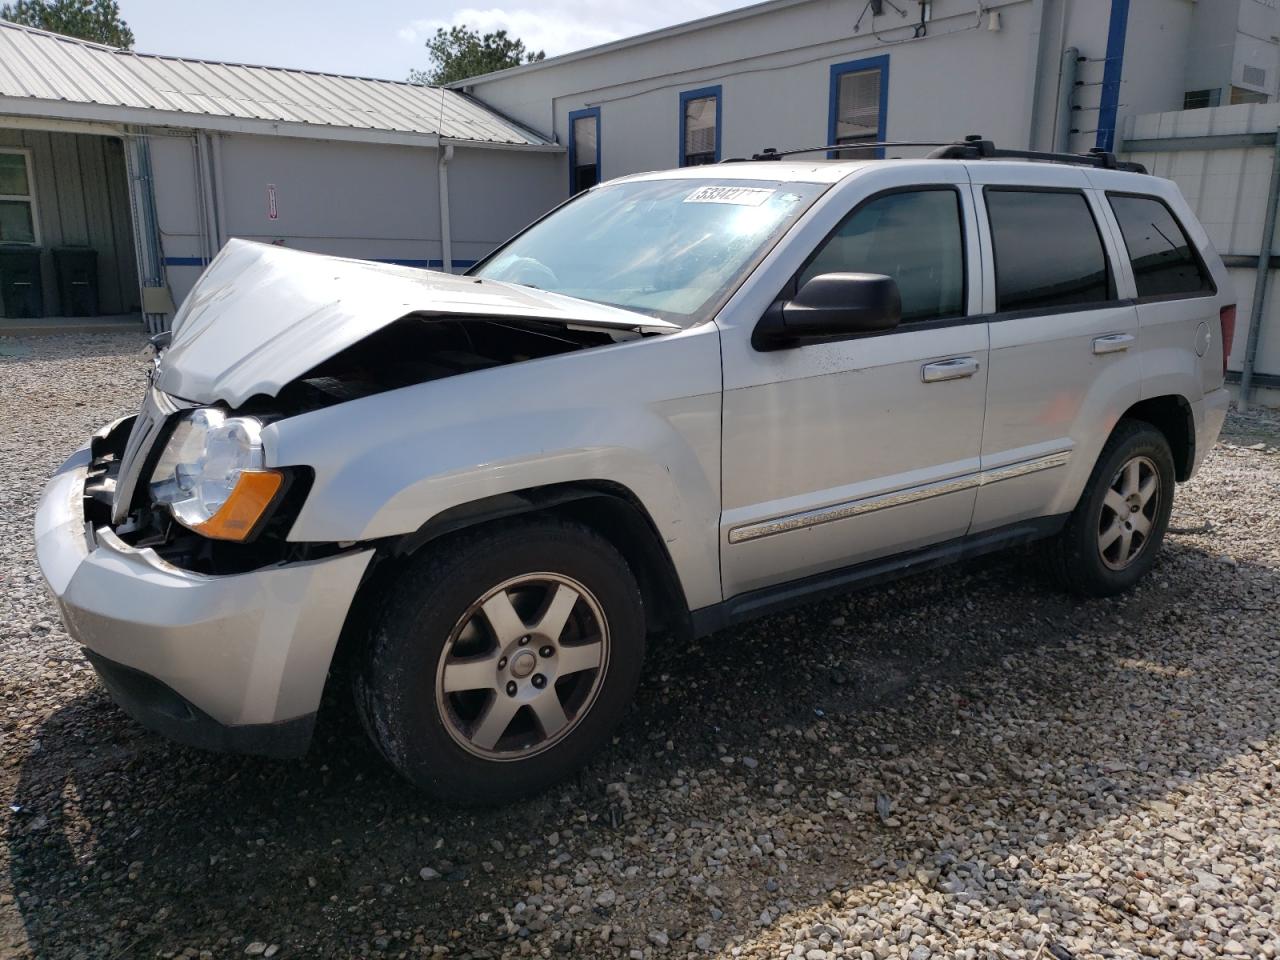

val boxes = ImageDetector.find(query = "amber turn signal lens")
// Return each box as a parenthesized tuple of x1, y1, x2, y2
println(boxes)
(195, 469, 285, 542)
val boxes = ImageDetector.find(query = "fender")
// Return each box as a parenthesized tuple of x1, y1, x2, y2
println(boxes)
(262, 324, 725, 610)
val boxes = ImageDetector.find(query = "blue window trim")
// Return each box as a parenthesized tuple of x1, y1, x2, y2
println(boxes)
(827, 54, 889, 159)
(1095, 0, 1130, 152)
(567, 106, 602, 195)
(679, 85, 722, 166)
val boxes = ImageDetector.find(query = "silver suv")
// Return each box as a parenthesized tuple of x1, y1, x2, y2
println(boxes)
(36, 145, 1233, 802)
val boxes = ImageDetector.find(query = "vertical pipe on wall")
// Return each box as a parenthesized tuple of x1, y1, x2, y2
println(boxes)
(190, 134, 212, 266)
(210, 132, 228, 251)
(123, 131, 167, 334)
(1238, 128, 1280, 413)
(194, 133, 221, 259)
(1055, 47, 1079, 152)
(439, 143, 455, 274)
(1095, 0, 1129, 152)
(1024, 0, 1049, 150)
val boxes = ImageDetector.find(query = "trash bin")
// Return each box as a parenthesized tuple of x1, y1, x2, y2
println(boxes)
(0, 245, 43, 319)
(53, 247, 99, 317)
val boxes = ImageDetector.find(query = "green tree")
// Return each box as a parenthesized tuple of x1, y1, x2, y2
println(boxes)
(0, 0, 134, 47)
(409, 25, 544, 86)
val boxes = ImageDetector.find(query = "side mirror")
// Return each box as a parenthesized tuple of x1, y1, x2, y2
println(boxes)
(752, 272, 902, 350)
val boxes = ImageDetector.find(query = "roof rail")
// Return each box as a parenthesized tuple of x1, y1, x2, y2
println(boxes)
(927, 135, 1148, 174)
(735, 135, 1148, 174)
(740, 142, 955, 161)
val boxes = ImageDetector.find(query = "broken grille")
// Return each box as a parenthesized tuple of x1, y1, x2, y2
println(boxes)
(110, 387, 183, 525)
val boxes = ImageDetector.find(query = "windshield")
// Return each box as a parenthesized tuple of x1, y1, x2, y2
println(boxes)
(472, 178, 826, 326)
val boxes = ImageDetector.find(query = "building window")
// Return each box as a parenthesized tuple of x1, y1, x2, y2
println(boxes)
(1230, 86, 1269, 105)
(985, 189, 1112, 312)
(568, 107, 601, 195)
(1183, 89, 1222, 110)
(828, 55, 889, 159)
(0, 149, 37, 245)
(680, 86, 721, 166)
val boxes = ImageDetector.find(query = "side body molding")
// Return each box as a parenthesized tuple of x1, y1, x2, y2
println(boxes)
(264, 325, 725, 611)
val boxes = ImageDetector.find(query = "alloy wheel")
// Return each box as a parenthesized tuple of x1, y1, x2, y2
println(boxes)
(434, 573, 609, 760)
(1097, 454, 1160, 571)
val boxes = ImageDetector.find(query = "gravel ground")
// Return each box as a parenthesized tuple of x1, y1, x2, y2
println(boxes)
(1, 330, 1278, 960)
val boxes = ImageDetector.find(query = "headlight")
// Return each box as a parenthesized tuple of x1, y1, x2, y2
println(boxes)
(149, 408, 284, 541)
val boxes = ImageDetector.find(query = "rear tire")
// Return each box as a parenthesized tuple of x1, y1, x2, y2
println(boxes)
(1042, 420, 1176, 597)
(352, 518, 645, 804)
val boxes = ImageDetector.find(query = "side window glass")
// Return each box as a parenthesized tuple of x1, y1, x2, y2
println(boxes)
(1108, 194, 1213, 298)
(799, 189, 965, 323)
(985, 189, 1111, 312)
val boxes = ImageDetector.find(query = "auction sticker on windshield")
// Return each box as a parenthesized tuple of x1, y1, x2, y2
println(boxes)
(683, 185, 776, 206)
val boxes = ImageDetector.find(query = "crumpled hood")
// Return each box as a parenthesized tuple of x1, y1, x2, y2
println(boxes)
(156, 239, 678, 406)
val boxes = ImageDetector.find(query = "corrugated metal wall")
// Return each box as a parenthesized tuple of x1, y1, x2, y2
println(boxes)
(0, 129, 139, 316)
(145, 132, 565, 308)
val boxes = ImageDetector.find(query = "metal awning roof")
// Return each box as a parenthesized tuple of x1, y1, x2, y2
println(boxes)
(0, 19, 555, 149)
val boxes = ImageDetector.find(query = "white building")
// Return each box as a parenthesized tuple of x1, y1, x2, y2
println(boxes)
(0, 20, 562, 329)
(456, 0, 1280, 199)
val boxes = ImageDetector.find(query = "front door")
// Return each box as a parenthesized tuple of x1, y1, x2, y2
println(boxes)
(719, 169, 989, 599)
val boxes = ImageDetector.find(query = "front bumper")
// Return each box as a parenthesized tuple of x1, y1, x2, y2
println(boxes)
(35, 435, 374, 758)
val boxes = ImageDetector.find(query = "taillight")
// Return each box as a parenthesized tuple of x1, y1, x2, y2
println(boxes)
(1220, 305, 1237, 375)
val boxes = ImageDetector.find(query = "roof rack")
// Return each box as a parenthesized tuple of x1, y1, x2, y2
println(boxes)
(740, 141, 954, 161)
(928, 135, 1148, 174)
(737, 134, 1148, 174)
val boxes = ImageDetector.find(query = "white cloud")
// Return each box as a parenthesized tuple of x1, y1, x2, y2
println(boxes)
(397, 0, 741, 59)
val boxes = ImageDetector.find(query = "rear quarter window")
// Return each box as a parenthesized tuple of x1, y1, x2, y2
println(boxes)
(1108, 194, 1214, 299)
(985, 189, 1112, 313)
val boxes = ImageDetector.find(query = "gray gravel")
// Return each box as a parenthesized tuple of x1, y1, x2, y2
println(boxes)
(1, 330, 1279, 959)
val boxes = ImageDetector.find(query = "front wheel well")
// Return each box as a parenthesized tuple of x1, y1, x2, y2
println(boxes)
(1119, 395, 1195, 481)
(370, 482, 692, 643)
(324, 484, 691, 720)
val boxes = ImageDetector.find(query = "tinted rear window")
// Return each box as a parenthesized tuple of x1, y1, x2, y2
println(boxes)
(986, 190, 1111, 312)
(1108, 194, 1213, 299)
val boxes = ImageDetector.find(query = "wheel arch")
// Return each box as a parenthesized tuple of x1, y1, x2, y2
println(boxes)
(1120, 394, 1195, 481)
(366, 481, 693, 643)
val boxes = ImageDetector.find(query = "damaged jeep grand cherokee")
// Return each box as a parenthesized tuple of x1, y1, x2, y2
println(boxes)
(36, 153, 1232, 803)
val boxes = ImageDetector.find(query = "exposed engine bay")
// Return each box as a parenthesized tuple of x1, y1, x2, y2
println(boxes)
(252, 314, 625, 415)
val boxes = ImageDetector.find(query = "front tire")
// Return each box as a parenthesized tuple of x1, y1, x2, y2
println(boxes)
(1043, 419, 1176, 597)
(353, 519, 645, 803)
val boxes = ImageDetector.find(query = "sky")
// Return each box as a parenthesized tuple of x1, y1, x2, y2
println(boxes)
(118, 0, 752, 80)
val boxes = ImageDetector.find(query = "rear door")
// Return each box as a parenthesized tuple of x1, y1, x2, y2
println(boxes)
(969, 166, 1141, 532)
(1104, 189, 1218, 402)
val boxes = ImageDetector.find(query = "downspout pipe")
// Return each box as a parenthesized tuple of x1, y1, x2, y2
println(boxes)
(1024, 0, 1049, 149)
(194, 133, 219, 264)
(1238, 127, 1280, 413)
(209, 132, 229, 251)
(438, 143, 455, 274)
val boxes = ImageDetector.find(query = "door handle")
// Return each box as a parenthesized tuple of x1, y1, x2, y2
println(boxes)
(1093, 333, 1134, 355)
(921, 356, 980, 383)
